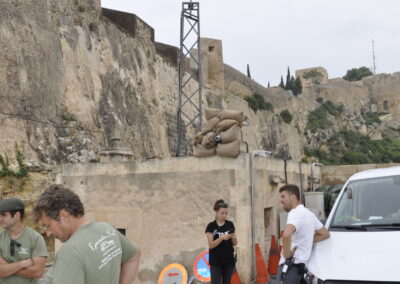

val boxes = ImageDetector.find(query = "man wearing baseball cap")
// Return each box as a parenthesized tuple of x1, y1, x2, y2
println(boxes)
(0, 197, 48, 283)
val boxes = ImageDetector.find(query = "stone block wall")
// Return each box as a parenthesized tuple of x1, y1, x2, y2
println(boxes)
(154, 42, 179, 66)
(102, 8, 154, 41)
(296, 67, 329, 87)
(321, 163, 400, 185)
(223, 64, 267, 97)
(200, 38, 224, 90)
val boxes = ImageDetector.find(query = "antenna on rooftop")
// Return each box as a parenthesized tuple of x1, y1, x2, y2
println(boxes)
(372, 39, 377, 74)
(176, 1, 202, 156)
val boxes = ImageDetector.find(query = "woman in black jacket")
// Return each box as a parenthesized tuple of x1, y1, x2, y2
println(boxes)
(205, 199, 237, 284)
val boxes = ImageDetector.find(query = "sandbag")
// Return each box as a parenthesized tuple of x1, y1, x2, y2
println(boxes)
(194, 132, 204, 146)
(218, 110, 244, 126)
(204, 108, 221, 121)
(202, 131, 217, 149)
(201, 116, 220, 135)
(220, 125, 241, 144)
(193, 144, 216, 158)
(215, 119, 238, 133)
(216, 139, 240, 158)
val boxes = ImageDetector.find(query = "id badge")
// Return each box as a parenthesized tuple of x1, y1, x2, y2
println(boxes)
(282, 264, 288, 273)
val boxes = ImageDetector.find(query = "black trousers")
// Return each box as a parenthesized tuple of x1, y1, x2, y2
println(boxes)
(275, 263, 305, 284)
(210, 262, 235, 284)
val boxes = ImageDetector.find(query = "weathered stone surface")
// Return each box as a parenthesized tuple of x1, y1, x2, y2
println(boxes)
(1, 0, 400, 167)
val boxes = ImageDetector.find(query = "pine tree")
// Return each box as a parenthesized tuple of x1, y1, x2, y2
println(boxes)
(247, 64, 251, 78)
(289, 76, 296, 92)
(294, 76, 303, 96)
(279, 76, 284, 88)
(285, 67, 291, 89)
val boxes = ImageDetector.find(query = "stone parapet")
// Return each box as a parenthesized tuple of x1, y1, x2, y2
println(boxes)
(296, 67, 329, 87)
(102, 8, 154, 41)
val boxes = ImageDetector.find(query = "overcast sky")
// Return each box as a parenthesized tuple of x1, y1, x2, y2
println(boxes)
(101, 0, 400, 87)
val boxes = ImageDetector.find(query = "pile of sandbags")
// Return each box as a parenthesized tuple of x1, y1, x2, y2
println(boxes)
(193, 108, 244, 158)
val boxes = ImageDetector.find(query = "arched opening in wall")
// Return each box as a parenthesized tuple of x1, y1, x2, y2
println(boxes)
(263, 207, 273, 262)
(208, 45, 215, 52)
(117, 228, 126, 236)
(383, 100, 389, 111)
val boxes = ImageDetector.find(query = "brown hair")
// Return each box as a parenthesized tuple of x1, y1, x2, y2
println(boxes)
(279, 184, 300, 201)
(213, 199, 228, 212)
(9, 210, 25, 220)
(34, 184, 85, 221)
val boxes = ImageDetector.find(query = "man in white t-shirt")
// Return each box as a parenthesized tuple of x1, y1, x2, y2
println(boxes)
(276, 184, 330, 284)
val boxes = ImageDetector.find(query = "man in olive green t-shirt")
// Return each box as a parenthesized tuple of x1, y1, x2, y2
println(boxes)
(0, 197, 48, 284)
(34, 184, 141, 284)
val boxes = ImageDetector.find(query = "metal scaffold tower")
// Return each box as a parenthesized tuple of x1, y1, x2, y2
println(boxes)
(176, 0, 202, 156)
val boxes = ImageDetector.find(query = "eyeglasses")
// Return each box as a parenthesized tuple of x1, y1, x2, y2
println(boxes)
(10, 240, 21, 256)
(41, 215, 59, 232)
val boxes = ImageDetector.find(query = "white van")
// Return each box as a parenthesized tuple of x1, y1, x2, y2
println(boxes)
(306, 166, 400, 283)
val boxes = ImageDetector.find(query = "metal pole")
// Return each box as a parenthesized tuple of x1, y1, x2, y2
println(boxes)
(176, 9, 185, 157)
(176, 1, 202, 156)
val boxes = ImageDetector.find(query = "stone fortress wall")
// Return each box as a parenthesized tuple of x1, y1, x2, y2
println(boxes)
(200, 38, 400, 121)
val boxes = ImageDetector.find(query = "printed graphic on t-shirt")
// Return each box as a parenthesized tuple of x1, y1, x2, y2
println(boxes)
(18, 247, 29, 255)
(213, 229, 231, 238)
(88, 229, 122, 270)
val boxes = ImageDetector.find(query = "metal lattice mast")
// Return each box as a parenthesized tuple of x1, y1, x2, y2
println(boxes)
(176, 1, 202, 156)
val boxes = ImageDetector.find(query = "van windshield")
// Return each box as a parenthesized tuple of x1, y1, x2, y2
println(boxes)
(331, 175, 400, 229)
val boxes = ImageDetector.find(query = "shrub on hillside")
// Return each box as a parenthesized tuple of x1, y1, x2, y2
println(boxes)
(280, 109, 293, 124)
(302, 69, 323, 85)
(343, 67, 373, 81)
(305, 101, 344, 133)
(303, 129, 400, 165)
(244, 93, 274, 112)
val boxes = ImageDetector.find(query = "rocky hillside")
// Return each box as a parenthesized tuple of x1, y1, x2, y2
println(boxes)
(1, 0, 400, 169)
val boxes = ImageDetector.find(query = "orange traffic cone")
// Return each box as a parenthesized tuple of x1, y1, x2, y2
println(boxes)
(255, 243, 269, 284)
(267, 235, 280, 275)
(230, 270, 241, 284)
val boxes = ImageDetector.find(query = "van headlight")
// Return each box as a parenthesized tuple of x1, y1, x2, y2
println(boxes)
(304, 270, 324, 284)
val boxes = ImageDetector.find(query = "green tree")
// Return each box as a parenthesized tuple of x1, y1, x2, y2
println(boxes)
(287, 76, 296, 93)
(343, 66, 373, 81)
(293, 76, 302, 95)
(279, 76, 284, 88)
(285, 67, 291, 89)
(247, 64, 251, 78)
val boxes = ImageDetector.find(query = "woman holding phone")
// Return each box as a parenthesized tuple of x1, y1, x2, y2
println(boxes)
(205, 199, 237, 284)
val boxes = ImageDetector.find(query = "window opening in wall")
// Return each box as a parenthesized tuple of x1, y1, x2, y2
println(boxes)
(383, 100, 389, 111)
(117, 228, 126, 236)
(209, 45, 215, 52)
